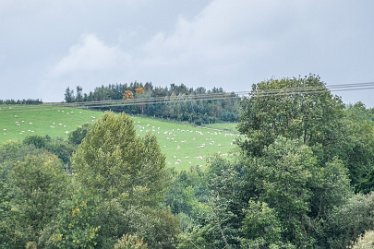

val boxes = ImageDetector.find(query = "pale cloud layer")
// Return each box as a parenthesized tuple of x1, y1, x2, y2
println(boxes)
(1, 0, 373, 105)
(50, 34, 130, 77)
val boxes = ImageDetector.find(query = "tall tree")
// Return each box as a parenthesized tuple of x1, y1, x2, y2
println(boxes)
(341, 103, 374, 192)
(76, 86, 83, 102)
(238, 75, 345, 160)
(253, 137, 319, 247)
(64, 87, 75, 103)
(72, 112, 169, 202)
(71, 112, 177, 248)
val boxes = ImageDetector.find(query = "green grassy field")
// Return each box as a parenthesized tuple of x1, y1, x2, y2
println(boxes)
(0, 105, 239, 169)
(204, 122, 239, 133)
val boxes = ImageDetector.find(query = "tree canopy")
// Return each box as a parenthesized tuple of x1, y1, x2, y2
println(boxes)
(1, 75, 373, 248)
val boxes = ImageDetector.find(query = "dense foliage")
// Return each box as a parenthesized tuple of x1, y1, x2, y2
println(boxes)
(64, 83, 240, 125)
(0, 113, 178, 248)
(171, 75, 374, 249)
(0, 99, 43, 105)
(1, 75, 373, 248)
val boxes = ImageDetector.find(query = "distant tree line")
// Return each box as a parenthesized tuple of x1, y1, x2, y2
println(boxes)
(64, 83, 240, 125)
(0, 99, 43, 105)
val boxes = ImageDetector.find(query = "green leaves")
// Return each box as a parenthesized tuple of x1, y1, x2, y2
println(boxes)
(69, 112, 177, 248)
(72, 113, 168, 203)
(238, 75, 345, 159)
(241, 200, 283, 248)
(40, 187, 101, 249)
(326, 192, 374, 248)
(0, 151, 69, 248)
(233, 75, 373, 247)
(240, 136, 353, 248)
(251, 137, 317, 247)
(341, 104, 374, 192)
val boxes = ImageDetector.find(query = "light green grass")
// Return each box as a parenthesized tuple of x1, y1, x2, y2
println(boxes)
(134, 117, 239, 169)
(0, 105, 102, 142)
(204, 122, 239, 133)
(0, 105, 239, 169)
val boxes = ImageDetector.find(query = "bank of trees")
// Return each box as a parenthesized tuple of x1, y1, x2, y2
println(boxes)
(0, 113, 179, 248)
(171, 75, 374, 248)
(0, 99, 43, 105)
(64, 83, 240, 125)
(1, 75, 373, 248)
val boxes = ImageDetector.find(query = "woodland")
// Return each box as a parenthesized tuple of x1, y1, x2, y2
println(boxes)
(64, 82, 240, 125)
(1, 75, 374, 248)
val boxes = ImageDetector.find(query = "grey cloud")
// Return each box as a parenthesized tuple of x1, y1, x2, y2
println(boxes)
(0, 0, 373, 105)
(49, 34, 131, 77)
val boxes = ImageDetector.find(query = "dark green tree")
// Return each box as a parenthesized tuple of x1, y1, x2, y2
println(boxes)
(68, 123, 91, 145)
(241, 137, 352, 248)
(254, 137, 318, 247)
(76, 86, 83, 102)
(341, 103, 374, 192)
(241, 200, 291, 248)
(23, 135, 75, 172)
(176, 158, 246, 249)
(64, 87, 75, 103)
(238, 75, 345, 161)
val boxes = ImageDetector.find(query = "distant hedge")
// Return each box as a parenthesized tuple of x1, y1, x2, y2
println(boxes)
(0, 99, 43, 105)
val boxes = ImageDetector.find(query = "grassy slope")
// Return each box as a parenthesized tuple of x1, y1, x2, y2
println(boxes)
(0, 105, 239, 169)
(204, 122, 239, 133)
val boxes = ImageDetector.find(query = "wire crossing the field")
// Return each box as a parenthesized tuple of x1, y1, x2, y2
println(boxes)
(1, 81, 374, 113)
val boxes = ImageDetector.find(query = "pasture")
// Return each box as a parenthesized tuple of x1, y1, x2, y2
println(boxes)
(204, 122, 239, 133)
(0, 105, 239, 169)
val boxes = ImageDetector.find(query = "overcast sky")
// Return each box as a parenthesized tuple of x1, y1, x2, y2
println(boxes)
(0, 0, 373, 106)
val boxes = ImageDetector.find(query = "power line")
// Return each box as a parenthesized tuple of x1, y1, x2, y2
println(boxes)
(1, 81, 374, 112)
(3, 85, 374, 112)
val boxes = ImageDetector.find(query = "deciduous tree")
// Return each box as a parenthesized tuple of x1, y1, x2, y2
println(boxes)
(238, 75, 345, 161)
(71, 112, 177, 248)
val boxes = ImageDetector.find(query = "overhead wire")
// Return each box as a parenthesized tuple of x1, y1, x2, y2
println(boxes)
(1, 81, 373, 113)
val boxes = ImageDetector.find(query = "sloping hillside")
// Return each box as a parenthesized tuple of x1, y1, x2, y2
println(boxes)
(0, 105, 238, 169)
